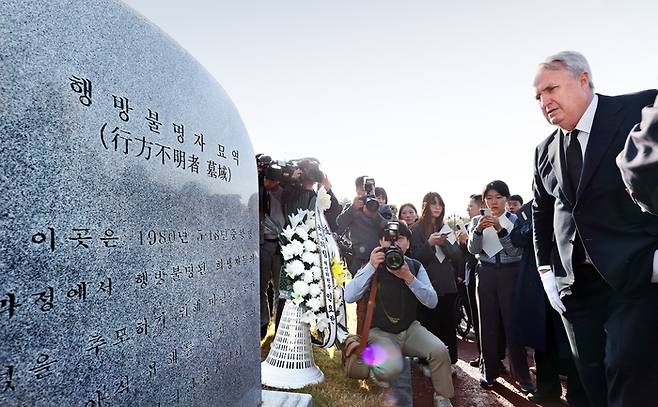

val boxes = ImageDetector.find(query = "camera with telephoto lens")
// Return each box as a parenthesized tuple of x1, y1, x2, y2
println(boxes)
(256, 155, 323, 185)
(362, 177, 380, 212)
(380, 221, 405, 270)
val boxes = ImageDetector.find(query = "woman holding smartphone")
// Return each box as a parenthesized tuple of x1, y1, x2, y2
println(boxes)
(409, 192, 463, 369)
(467, 180, 533, 392)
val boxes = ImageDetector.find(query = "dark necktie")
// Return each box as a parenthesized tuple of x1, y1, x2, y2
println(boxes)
(565, 129, 582, 197)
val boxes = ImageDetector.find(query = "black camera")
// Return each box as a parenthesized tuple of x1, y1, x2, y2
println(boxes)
(381, 221, 405, 270)
(256, 155, 323, 185)
(362, 177, 380, 212)
(257, 155, 294, 184)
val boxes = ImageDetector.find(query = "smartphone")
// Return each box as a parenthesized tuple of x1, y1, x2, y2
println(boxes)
(480, 208, 491, 216)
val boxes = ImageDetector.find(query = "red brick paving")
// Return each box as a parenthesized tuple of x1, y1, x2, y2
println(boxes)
(413, 337, 568, 406)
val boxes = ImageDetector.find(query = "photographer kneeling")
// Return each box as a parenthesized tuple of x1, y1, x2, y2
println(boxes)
(344, 222, 454, 407)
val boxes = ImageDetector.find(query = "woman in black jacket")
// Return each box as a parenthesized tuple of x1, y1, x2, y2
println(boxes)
(409, 192, 463, 366)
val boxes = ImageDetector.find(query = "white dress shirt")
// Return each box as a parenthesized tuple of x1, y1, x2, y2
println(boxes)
(562, 93, 598, 160)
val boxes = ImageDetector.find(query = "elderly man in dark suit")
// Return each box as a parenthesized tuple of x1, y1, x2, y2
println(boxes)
(617, 94, 658, 215)
(532, 51, 658, 407)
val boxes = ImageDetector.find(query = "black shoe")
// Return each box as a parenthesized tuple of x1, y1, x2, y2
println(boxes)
(479, 377, 495, 389)
(519, 382, 537, 394)
(528, 389, 561, 403)
(469, 357, 480, 367)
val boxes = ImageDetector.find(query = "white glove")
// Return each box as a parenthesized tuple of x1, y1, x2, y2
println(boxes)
(539, 269, 566, 314)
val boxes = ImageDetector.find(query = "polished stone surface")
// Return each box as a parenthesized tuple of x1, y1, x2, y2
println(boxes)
(0, 0, 260, 405)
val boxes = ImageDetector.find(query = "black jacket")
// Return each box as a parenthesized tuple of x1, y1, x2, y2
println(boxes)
(532, 90, 658, 294)
(617, 94, 658, 215)
(409, 223, 462, 296)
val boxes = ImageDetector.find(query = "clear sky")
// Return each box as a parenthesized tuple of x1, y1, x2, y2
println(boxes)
(122, 0, 658, 217)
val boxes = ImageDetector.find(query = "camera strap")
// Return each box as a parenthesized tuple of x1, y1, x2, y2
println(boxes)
(357, 273, 379, 355)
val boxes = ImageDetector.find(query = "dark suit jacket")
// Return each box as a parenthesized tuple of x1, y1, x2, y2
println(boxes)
(617, 94, 658, 215)
(532, 90, 658, 294)
(511, 201, 570, 356)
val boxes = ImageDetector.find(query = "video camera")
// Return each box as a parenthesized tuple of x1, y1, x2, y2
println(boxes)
(380, 221, 405, 270)
(256, 155, 323, 185)
(362, 177, 380, 212)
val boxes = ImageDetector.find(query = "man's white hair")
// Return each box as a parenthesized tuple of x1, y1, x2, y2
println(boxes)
(540, 51, 594, 89)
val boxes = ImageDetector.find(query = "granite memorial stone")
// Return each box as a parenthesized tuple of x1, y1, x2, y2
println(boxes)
(0, 0, 260, 405)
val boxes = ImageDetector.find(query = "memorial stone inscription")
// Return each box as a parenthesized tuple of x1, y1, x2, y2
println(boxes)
(0, 1, 260, 406)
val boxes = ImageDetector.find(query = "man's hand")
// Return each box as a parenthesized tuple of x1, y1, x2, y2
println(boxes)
(321, 174, 332, 192)
(539, 268, 566, 314)
(388, 262, 414, 284)
(428, 232, 448, 246)
(369, 246, 385, 269)
(351, 195, 365, 211)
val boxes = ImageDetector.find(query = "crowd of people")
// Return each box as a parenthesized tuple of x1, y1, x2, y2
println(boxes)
(258, 50, 658, 407)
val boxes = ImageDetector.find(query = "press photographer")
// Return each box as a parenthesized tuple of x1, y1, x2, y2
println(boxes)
(337, 177, 392, 272)
(256, 154, 287, 339)
(343, 221, 454, 407)
(257, 155, 342, 337)
(336, 176, 390, 333)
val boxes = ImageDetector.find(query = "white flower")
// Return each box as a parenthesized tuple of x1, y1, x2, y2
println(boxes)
(293, 280, 310, 297)
(310, 265, 321, 280)
(290, 240, 305, 256)
(302, 269, 314, 283)
(309, 283, 322, 297)
(303, 240, 317, 253)
(292, 293, 304, 306)
(301, 310, 316, 325)
(316, 316, 329, 332)
(281, 244, 296, 261)
(281, 225, 296, 242)
(302, 251, 319, 266)
(289, 211, 306, 228)
(309, 230, 318, 240)
(295, 226, 309, 241)
(306, 297, 322, 312)
(305, 215, 316, 231)
(286, 260, 305, 278)
(317, 189, 332, 211)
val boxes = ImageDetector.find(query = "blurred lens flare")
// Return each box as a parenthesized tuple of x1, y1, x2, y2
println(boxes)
(362, 343, 389, 366)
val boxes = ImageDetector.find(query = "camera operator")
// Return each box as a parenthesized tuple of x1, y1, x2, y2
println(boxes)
(336, 176, 390, 333)
(344, 221, 454, 407)
(259, 157, 342, 331)
(281, 158, 342, 231)
(257, 155, 286, 339)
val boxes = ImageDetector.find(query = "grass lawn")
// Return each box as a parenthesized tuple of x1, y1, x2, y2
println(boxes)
(260, 302, 393, 407)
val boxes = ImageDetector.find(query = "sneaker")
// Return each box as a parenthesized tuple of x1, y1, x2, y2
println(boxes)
(479, 377, 495, 389)
(368, 370, 390, 388)
(434, 394, 453, 407)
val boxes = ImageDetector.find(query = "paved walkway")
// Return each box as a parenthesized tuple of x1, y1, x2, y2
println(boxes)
(442, 337, 567, 407)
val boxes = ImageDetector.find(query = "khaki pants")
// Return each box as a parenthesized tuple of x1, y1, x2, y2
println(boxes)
(358, 320, 454, 398)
